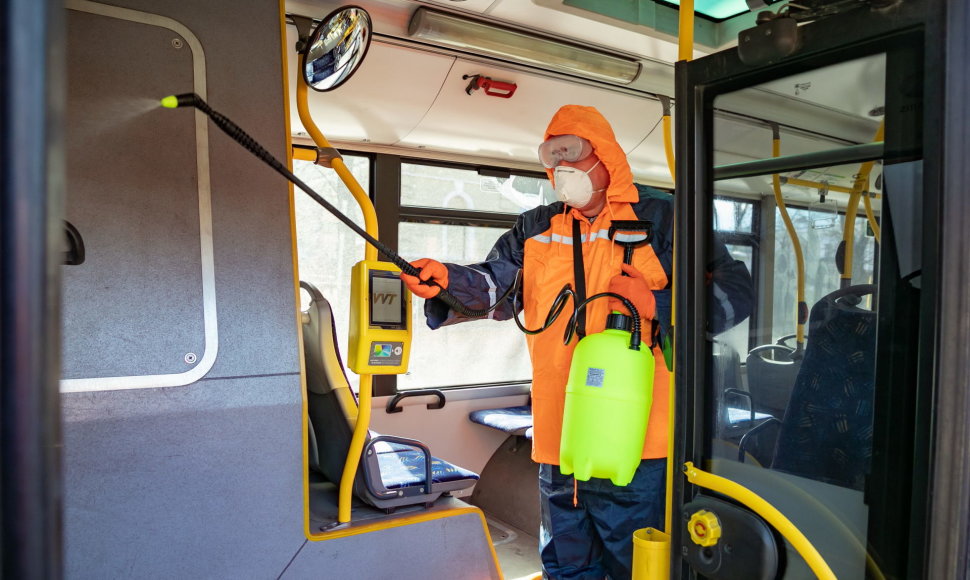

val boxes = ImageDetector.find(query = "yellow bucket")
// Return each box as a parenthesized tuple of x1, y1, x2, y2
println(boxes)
(632, 527, 670, 580)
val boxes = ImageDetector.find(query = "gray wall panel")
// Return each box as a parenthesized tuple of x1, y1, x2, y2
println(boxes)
(64, 10, 206, 380)
(106, 0, 304, 380)
(283, 512, 502, 580)
(63, 375, 306, 579)
(63, 0, 311, 578)
(63, 0, 303, 385)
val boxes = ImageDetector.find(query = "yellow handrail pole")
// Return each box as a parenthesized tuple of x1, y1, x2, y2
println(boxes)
(721, 461, 887, 580)
(678, 0, 694, 62)
(296, 79, 379, 262)
(783, 177, 857, 195)
(292, 146, 317, 162)
(338, 375, 372, 524)
(839, 192, 861, 288)
(658, 95, 675, 183)
(840, 122, 884, 287)
(295, 65, 379, 524)
(863, 190, 881, 243)
(665, 0, 692, 535)
(684, 462, 837, 580)
(771, 124, 807, 351)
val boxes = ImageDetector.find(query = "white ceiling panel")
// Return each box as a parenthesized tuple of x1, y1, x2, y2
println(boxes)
(400, 58, 661, 169)
(286, 30, 456, 145)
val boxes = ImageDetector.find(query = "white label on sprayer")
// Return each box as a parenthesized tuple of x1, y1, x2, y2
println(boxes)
(585, 368, 605, 387)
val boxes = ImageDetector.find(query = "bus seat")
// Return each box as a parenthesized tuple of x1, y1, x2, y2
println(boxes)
(468, 405, 534, 439)
(712, 340, 746, 439)
(731, 340, 801, 465)
(770, 285, 878, 491)
(300, 281, 479, 511)
(745, 343, 801, 419)
(712, 341, 778, 465)
(371, 439, 479, 491)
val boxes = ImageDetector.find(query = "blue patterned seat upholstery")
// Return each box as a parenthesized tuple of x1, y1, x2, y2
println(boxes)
(374, 440, 481, 489)
(468, 405, 534, 438)
(771, 285, 877, 491)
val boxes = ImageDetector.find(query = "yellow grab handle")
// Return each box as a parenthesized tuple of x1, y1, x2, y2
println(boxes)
(683, 462, 837, 580)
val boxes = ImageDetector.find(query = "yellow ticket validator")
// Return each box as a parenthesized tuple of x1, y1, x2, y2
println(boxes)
(348, 260, 412, 375)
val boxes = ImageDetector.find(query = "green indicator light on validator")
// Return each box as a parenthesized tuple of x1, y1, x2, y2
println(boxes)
(160, 95, 179, 109)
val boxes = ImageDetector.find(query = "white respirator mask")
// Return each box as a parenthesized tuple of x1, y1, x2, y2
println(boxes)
(553, 160, 602, 208)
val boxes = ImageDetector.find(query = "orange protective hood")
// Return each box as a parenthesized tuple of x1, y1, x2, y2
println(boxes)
(543, 105, 639, 205)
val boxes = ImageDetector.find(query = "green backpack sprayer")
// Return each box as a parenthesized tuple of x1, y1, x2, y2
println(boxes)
(162, 93, 657, 487)
(510, 220, 658, 487)
(559, 221, 656, 487)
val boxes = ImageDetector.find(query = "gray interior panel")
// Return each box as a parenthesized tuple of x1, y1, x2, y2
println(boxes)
(63, 9, 206, 382)
(60, 1, 501, 578)
(63, 374, 305, 579)
(62, 0, 309, 577)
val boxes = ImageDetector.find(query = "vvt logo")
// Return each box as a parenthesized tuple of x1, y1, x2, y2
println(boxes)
(373, 293, 397, 305)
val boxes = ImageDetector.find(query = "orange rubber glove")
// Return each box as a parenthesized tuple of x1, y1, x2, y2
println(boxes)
(608, 263, 656, 320)
(400, 258, 449, 299)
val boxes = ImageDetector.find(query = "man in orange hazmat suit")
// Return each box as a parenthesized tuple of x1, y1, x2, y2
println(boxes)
(401, 105, 753, 579)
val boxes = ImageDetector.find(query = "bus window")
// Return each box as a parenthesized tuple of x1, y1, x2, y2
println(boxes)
(399, 222, 532, 390)
(713, 196, 759, 355)
(771, 205, 877, 345)
(397, 161, 541, 390)
(401, 162, 550, 214)
(294, 154, 370, 391)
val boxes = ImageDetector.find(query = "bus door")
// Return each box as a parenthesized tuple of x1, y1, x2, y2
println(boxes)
(672, 2, 935, 578)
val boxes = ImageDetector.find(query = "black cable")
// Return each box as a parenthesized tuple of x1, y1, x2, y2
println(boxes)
(510, 269, 576, 335)
(509, 269, 643, 350)
(169, 93, 650, 338)
(166, 93, 509, 318)
(564, 292, 642, 350)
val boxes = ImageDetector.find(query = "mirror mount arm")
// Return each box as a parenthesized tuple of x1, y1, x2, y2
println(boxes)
(289, 14, 315, 53)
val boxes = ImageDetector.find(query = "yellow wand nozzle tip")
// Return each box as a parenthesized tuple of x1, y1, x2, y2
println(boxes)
(160, 95, 179, 109)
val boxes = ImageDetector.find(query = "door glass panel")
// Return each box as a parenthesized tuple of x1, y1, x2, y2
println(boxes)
(709, 53, 897, 580)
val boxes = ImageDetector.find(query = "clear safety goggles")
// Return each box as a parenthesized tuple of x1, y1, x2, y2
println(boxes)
(538, 134, 594, 168)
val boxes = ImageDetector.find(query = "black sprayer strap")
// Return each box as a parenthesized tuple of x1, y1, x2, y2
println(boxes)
(572, 218, 587, 338)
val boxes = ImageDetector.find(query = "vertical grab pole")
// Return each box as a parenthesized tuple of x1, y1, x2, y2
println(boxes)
(659, 95, 676, 182)
(678, 0, 694, 62)
(839, 122, 884, 287)
(770, 123, 808, 354)
(295, 62, 378, 525)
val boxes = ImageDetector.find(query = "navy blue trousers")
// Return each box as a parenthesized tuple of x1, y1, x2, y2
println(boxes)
(539, 459, 666, 580)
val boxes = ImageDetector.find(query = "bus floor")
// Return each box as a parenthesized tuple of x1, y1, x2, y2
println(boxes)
(466, 434, 542, 579)
(477, 513, 541, 580)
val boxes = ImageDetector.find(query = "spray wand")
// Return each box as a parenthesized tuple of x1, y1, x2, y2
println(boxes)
(160, 93, 512, 318)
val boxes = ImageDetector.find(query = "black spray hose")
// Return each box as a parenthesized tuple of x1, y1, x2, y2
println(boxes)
(509, 270, 643, 350)
(160, 92, 508, 318)
(566, 292, 642, 351)
(510, 270, 576, 336)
